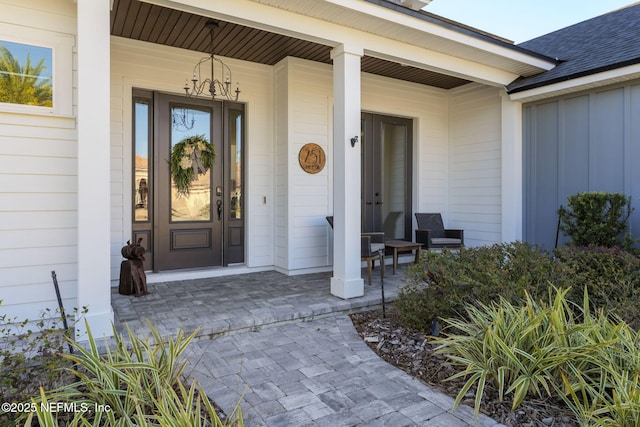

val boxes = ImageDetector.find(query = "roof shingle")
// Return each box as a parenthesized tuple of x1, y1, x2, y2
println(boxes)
(507, 3, 640, 93)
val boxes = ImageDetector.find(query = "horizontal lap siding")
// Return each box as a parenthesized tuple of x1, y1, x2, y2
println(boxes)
(0, 0, 78, 322)
(449, 84, 502, 246)
(285, 59, 332, 272)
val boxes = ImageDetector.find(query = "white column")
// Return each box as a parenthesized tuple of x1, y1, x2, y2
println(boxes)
(501, 91, 523, 242)
(330, 44, 364, 299)
(76, 0, 114, 339)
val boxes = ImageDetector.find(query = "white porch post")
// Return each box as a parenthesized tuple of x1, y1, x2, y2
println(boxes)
(76, 0, 114, 339)
(501, 91, 523, 242)
(330, 44, 364, 299)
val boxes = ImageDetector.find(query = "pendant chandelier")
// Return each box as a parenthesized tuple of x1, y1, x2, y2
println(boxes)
(183, 20, 240, 101)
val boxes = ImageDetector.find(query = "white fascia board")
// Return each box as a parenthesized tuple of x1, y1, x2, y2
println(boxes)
(366, 46, 519, 87)
(321, 0, 555, 71)
(142, 0, 520, 86)
(395, 0, 432, 10)
(509, 63, 640, 103)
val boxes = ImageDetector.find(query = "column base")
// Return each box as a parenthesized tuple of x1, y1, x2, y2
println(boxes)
(75, 309, 114, 342)
(330, 276, 364, 299)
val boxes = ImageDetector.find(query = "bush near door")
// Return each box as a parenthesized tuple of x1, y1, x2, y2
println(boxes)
(558, 192, 633, 248)
(397, 242, 640, 332)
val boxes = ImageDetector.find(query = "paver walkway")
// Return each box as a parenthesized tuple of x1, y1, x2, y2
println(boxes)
(112, 269, 503, 426)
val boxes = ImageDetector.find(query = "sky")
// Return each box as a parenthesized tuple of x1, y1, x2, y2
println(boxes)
(424, 0, 637, 44)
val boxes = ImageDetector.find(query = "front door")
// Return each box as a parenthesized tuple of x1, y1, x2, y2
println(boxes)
(156, 94, 223, 270)
(131, 90, 244, 272)
(361, 113, 413, 240)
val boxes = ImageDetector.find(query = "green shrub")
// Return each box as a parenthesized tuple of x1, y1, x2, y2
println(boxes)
(1, 301, 81, 411)
(397, 242, 557, 331)
(558, 192, 633, 247)
(554, 245, 640, 330)
(433, 287, 640, 422)
(397, 242, 640, 333)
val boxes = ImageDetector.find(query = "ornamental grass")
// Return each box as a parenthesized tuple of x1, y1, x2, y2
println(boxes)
(21, 322, 242, 426)
(433, 287, 640, 424)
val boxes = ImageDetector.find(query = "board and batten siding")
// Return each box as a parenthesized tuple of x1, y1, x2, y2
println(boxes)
(449, 84, 503, 246)
(524, 81, 640, 249)
(0, 0, 78, 321)
(110, 37, 275, 278)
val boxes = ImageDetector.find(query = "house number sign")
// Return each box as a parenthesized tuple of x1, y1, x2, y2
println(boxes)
(298, 143, 326, 174)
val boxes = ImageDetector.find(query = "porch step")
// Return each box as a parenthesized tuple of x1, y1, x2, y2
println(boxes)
(111, 269, 406, 342)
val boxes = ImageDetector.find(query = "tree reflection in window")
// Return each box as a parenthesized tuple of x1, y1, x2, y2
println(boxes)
(0, 40, 53, 107)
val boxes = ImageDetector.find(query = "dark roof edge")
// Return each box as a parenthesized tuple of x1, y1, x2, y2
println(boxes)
(507, 58, 640, 94)
(364, 0, 558, 64)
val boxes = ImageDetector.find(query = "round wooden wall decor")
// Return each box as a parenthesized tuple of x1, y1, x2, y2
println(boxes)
(298, 143, 326, 174)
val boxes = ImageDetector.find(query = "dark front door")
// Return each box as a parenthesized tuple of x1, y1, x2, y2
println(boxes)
(131, 89, 246, 271)
(361, 113, 413, 240)
(156, 94, 223, 270)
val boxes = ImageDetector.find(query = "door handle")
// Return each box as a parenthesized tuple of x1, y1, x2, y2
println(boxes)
(216, 200, 222, 221)
(366, 201, 372, 205)
(375, 201, 383, 205)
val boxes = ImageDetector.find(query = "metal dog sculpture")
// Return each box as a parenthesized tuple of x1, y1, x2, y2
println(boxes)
(118, 238, 148, 297)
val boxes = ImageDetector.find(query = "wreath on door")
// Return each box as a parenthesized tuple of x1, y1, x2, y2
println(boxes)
(169, 134, 216, 197)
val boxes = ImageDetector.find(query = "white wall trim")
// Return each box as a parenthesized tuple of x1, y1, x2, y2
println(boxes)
(509, 64, 640, 103)
(76, 0, 114, 340)
(330, 43, 364, 299)
(0, 21, 74, 117)
(501, 91, 523, 242)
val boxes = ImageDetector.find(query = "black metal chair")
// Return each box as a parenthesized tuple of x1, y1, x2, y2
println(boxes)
(326, 216, 384, 285)
(414, 213, 464, 250)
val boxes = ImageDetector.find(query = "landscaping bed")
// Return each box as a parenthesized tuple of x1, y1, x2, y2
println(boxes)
(351, 308, 578, 427)
(350, 241, 640, 427)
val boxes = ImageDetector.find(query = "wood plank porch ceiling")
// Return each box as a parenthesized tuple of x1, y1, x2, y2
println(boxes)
(110, 0, 471, 90)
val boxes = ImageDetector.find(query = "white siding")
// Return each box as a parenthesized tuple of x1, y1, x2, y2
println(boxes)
(449, 84, 503, 246)
(0, 0, 78, 321)
(274, 58, 333, 273)
(110, 37, 275, 278)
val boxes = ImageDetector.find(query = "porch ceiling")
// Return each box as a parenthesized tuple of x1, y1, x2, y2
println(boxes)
(110, 0, 471, 89)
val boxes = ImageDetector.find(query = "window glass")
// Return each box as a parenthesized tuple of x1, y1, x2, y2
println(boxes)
(0, 40, 53, 107)
(134, 101, 150, 222)
(170, 107, 212, 222)
(230, 111, 242, 220)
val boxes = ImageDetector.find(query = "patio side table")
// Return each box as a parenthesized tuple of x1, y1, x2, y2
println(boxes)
(384, 240, 422, 275)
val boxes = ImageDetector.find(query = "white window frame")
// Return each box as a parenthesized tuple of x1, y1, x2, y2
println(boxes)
(0, 23, 73, 117)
